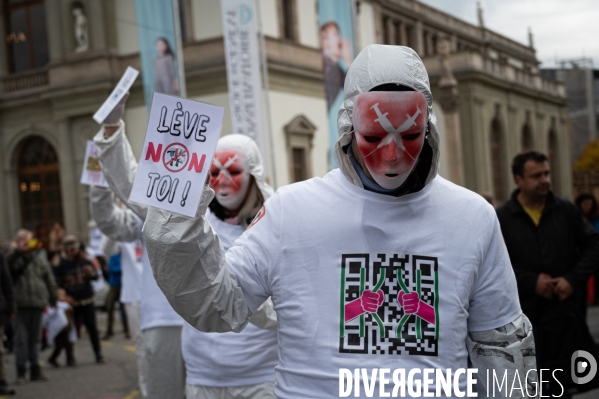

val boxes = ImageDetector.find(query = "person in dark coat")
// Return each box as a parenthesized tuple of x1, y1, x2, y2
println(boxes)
(0, 254, 16, 395)
(7, 229, 57, 384)
(496, 151, 599, 396)
(53, 235, 104, 364)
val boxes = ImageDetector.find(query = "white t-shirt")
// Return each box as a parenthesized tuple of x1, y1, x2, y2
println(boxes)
(119, 240, 143, 304)
(226, 169, 521, 398)
(182, 210, 278, 387)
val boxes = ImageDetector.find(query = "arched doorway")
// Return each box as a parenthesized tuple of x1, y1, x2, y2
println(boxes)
(15, 136, 64, 247)
(490, 117, 506, 202)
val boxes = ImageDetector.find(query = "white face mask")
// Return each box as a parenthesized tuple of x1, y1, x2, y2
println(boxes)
(209, 149, 251, 210)
(352, 91, 428, 189)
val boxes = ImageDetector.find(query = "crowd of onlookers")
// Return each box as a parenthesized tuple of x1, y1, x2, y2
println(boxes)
(0, 222, 129, 396)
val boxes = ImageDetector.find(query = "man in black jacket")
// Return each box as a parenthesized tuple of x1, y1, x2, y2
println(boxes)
(497, 151, 599, 395)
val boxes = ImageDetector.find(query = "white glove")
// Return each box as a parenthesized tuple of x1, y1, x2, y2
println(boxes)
(103, 92, 130, 125)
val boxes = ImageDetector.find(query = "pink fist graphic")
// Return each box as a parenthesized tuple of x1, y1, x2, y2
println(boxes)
(397, 291, 436, 325)
(361, 289, 384, 313)
(344, 289, 384, 323)
(397, 291, 420, 314)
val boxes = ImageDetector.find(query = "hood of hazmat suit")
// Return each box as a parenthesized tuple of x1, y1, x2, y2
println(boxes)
(214, 134, 274, 202)
(334, 44, 440, 190)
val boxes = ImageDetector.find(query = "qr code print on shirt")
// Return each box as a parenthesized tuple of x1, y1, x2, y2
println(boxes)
(339, 253, 439, 357)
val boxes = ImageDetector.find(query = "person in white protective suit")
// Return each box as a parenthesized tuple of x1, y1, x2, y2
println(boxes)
(182, 134, 279, 398)
(93, 101, 279, 399)
(144, 45, 538, 398)
(96, 214, 144, 394)
(92, 105, 186, 399)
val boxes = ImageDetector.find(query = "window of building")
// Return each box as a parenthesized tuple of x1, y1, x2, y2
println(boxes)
(279, 0, 297, 41)
(16, 136, 63, 248)
(292, 148, 307, 182)
(490, 117, 506, 202)
(521, 123, 533, 151)
(284, 115, 316, 183)
(3, 0, 49, 73)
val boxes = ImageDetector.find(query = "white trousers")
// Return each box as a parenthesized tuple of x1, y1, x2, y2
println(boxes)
(142, 326, 185, 399)
(124, 302, 146, 397)
(186, 381, 275, 399)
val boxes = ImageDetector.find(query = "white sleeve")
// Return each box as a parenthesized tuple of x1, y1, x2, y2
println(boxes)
(249, 298, 277, 330)
(467, 314, 538, 398)
(93, 123, 147, 220)
(100, 235, 120, 257)
(224, 195, 283, 314)
(142, 185, 252, 333)
(468, 210, 522, 332)
(89, 185, 141, 243)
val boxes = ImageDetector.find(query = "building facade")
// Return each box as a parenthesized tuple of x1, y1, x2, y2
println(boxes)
(542, 61, 598, 164)
(357, 0, 569, 203)
(0, 0, 569, 245)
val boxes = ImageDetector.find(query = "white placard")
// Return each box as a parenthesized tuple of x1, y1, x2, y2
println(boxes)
(129, 93, 224, 217)
(93, 66, 139, 124)
(80, 140, 109, 188)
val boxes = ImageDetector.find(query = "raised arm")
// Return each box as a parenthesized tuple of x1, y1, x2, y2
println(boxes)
(93, 94, 147, 220)
(142, 185, 251, 333)
(90, 185, 141, 243)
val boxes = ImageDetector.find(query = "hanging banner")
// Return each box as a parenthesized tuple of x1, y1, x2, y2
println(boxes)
(221, 0, 268, 165)
(80, 141, 109, 188)
(129, 93, 224, 217)
(135, 0, 186, 108)
(318, 0, 356, 168)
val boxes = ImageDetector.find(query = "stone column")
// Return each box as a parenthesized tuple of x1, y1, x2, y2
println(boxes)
(45, 0, 65, 62)
(386, 17, 396, 44)
(450, 33, 458, 52)
(436, 37, 464, 186)
(426, 33, 434, 56)
(400, 23, 408, 47)
(472, 97, 491, 194)
(414, 20, 424, 56)
(585, 68, 598, 140)
(55, 119, 81, 236)
(0, 145, 19, 239)
(87, 0, 107, 50)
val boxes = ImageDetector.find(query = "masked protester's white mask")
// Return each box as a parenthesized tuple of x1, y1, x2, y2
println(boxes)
(209, 149, 251, 210)
(352, 91, 428, 189)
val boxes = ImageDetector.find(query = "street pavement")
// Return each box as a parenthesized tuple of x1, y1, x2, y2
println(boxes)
(2, 311, 139, 399)
(3, 307, 599, 398)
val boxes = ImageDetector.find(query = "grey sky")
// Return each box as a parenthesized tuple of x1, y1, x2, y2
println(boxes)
(418, 0, 599, 68)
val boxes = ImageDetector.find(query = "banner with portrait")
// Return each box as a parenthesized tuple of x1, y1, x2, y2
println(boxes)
(318, 0, 356, 168)
(135, 0, 185, 108)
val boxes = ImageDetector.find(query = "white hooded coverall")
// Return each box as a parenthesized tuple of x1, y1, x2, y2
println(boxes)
(93, 131, 186, 399)
(93, 128, 279, 399)
(143, 45, 537, 398)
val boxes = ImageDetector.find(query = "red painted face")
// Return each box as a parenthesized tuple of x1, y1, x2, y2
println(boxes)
(209, 149, 250, 210)
(353, 91, 428, 189)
